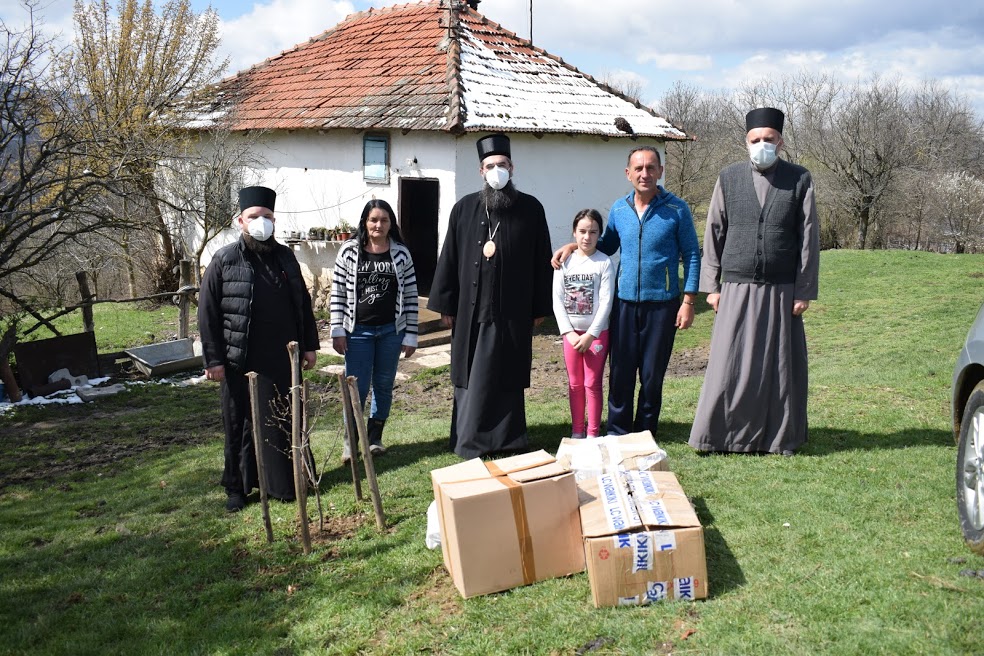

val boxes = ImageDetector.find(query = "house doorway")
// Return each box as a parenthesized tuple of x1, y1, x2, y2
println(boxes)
(398, 177, 439, 297)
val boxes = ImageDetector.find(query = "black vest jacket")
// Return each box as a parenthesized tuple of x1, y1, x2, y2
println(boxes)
(719, 159, 811, 285)
(214, 241, 311, 372)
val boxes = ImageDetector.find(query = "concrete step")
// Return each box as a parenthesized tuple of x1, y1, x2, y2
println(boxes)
(417, 327, 451, 349)
(417, 297, 443, 334)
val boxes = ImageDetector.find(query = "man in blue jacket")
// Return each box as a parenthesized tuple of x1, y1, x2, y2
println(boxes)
(554, 146, 700, 435)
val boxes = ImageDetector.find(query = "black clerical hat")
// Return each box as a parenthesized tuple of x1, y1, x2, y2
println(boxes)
(476, 133, 511, 161)
(745, 107, 785, 133)
(238, 186, 277, 212)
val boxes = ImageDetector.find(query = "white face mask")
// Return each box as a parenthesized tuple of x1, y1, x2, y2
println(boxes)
(246, 217, 274, 241)
(484, 166, 510, 190)
(748, 141, 778, 170)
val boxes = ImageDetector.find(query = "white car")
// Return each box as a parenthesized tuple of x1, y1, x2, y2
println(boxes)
(954, 300, 984, 554)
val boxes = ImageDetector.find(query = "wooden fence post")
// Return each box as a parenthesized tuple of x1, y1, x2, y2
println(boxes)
(75, 271, 94, 333)
(178, 260, 192, 339)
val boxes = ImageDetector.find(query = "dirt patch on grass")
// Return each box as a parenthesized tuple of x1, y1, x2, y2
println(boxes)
(0, 328, 707, 489)
(406, 565, 463, 615)
(305, 509, 369, 550)
(393, 331, 707, 416)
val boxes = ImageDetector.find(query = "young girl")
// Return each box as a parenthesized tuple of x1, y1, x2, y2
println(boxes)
(552, 209, 615, 438)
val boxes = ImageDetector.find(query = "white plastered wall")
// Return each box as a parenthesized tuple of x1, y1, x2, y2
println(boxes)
(193, 129, 666, 306)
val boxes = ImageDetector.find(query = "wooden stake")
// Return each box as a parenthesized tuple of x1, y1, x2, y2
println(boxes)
(178, 260, 192, 339)
(247, 372, 274, 544)
(302, 379, 324, 532)
(337, 372, 363, 501)
(288, 341, 312, 554)
(346, 376, 386, 531)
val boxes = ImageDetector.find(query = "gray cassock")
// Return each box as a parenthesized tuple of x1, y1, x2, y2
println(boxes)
(689, 161, 819, 454)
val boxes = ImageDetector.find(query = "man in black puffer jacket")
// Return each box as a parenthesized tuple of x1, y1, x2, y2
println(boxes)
(198, 186, 320, 512)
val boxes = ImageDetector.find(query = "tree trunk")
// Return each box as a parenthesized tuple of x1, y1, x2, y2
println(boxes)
(856, 206, 870, 250)
(124, 242, 138, 299)
(137, 171, 180, 294)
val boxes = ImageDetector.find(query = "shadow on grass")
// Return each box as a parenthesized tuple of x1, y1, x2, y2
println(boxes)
(313, 433, 453, 490)
(0, 526, 434, 653)
(691, 497, 746, 599)
(608, 420, 953, 456)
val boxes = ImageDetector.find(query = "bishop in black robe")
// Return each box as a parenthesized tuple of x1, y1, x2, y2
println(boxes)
(428, 171, 553, 459)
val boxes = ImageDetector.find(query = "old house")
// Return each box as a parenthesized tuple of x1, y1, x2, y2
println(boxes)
(187, 0, 687, 301)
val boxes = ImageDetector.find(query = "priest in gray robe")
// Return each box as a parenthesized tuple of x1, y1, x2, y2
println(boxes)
(689, 107, 820, 455)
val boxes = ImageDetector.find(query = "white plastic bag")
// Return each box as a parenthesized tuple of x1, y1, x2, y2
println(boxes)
(425, 500, 442, 550)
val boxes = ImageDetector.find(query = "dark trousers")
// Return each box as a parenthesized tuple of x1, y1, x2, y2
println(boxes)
(607, 297, 679, 435)
(220, 369, 296, 500)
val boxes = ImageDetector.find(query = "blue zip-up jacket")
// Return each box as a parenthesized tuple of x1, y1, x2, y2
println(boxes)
(598, 187, 700, 303)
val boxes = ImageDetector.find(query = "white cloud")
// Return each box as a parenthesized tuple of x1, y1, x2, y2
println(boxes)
(638, 52, 713, 72)
(0, 0, 75, 42)
(595, 69, 648, 91)
(3, 0, 984, 116)
(218, 0, 355, 75)
(476, 0, 984, 116)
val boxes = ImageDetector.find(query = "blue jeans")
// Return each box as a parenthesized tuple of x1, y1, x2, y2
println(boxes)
(345, 322, 404, 420)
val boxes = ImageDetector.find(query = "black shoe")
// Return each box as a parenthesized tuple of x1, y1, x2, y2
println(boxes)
(225, 492, 246, 513)
(367, 418, 387, 456)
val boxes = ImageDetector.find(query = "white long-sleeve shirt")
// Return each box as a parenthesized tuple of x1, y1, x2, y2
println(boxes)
(552, 250, 615, 337)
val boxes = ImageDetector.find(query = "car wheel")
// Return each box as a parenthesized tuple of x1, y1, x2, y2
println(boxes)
(957, 382, 984, 555)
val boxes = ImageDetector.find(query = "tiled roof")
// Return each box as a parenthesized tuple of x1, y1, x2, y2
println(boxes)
(186, 0, 687, 140)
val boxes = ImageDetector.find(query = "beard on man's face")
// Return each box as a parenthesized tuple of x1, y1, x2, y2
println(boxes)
(481, 180, 518, 211)
(243, 232, 276, 254)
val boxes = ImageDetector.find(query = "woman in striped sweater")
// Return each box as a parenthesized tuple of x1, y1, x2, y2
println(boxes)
(330, 200, 418, 463)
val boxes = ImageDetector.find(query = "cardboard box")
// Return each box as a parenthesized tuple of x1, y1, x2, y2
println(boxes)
(430, 450, 586, 598)
(555, 431, 669, 480)
(578, 470, 707, 606)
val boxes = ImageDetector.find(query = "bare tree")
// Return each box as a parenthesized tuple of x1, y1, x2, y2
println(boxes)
(654, 81, 739, 214)
(64, 0, 225, 293)
(595, 70, 644, 104)
(797, 76, 916, 249)
(154, 124, 267, 281)
(927, 171, 984, 253)
(0, 4, 140, 357)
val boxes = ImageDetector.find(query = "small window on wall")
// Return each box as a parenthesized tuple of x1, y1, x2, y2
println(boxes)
(363, 134, 389, 183)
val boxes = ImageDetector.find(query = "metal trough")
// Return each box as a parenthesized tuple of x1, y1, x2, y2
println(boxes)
(125, 338, 202, 377)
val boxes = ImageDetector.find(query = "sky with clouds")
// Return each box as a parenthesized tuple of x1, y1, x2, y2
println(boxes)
(4, 0, 984, 116)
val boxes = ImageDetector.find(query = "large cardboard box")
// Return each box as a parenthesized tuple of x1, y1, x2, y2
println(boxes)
(555, 431, 669, 480)
(578, 470, 707, 606)
(430, 450, 585, 598)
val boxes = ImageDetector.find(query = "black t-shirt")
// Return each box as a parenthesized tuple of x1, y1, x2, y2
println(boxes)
(356, 250, 397, 326)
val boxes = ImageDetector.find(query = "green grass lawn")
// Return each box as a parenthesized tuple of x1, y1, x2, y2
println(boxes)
(1, 250, 983, 655)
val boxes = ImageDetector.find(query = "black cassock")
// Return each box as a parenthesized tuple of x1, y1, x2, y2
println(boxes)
(200, 246, 319, 500)
(427, 191, 553, 458)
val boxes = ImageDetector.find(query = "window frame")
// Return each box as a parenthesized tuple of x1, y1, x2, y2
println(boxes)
(363, 133, 390, 184)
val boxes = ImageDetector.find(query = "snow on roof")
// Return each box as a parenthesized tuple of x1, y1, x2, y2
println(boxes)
(457, 16, 685, 138)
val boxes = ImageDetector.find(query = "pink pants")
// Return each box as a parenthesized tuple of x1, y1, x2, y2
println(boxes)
(562, 329, 610, 437)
